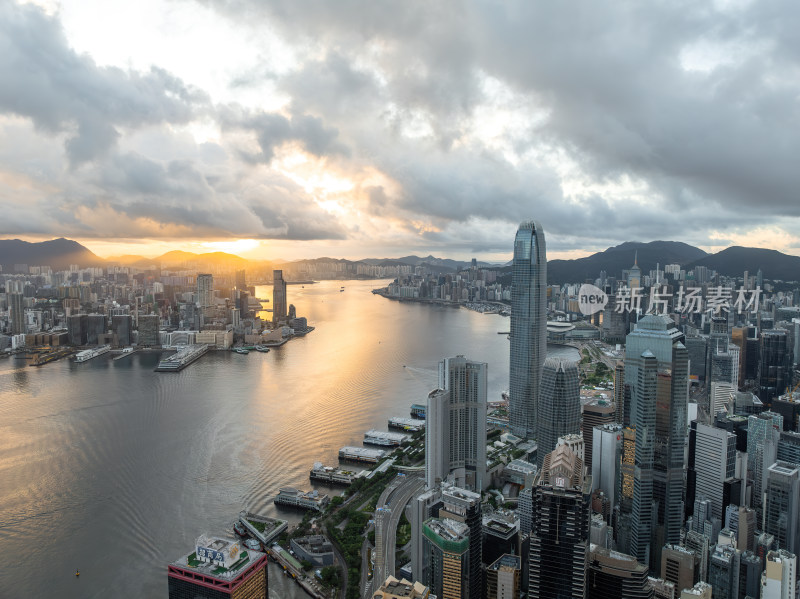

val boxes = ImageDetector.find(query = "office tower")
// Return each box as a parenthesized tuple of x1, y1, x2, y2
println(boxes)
(760, 549, 796, 599)
(196, 273, 214, 310)
(628, 252, 642, 290)
(111, 314, 132, 347)
(9, 293, 24, 335)
(777, 430, 800, 463)
(759, 330, 790, 405)
(482, 514, 519, 567)
(772, 392, 800, 432)
(614, 362, 626, 423)
(586, 546, 654, 599)
(679, 582, 712, 598)
(238, 290, 250, 318)
(528, 444, 591, 599)
(167, 534, 268, 599)
(67, 313, 88, 345)
(592, 423, 623, 519)
(685, 336, 709, 384)
(590, 512, 611, 548)
(691, 423, 736, 520)
(684, 531, 710, 583)
(517, 487, 532, 536)
(764, 461, 800, 555)
(582, 399, 615, 473)
(509, 221, 547, 439)
(272, 270, 287, 324)
(756, 269, 763, 290)
(647, 577, 675, 599)
(410, 487, 443, 584)
(738, 550, 762, 599)
(747, 412, 783, 516)
(691, 497, 713, 535)
(737, 507, 756, 552)
(707, 544, 740, 599)
(710, 344, 740, 387)
(626, 315, 688, 572)
(426, 356, 487, 492)
(373, 576, 431, 599)
(485, 555, 520, 599)
(86, 314, 106, 345)
(710, 382, 736, 416)
(731, 327, 748, 388)
(230, 307, 240, 328)
(420, 486, 482, 599)
(661, 545, 699, 594)
(536, 358, 580, 467)
(234, 269, 246, 290)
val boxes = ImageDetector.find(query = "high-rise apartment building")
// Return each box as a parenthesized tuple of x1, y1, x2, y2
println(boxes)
(626, 315, 688, 572)
(528, 443, 591, 599)
(536, 358, 580, 467)
(9, 292, 25, 335)
(509, 221, 547, 439)
(196, 274, 214, 310)
(426, 356, 487, 492)
(272, 270, 287, 324)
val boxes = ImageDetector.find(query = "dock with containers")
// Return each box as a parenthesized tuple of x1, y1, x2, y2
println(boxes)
(338, 446, 387, 464)
(388, 417, 426, 432)
(363, 429, 410, 447)
(273, 488, 329, 512)
(309, 462, 364, 486)
(155, 344, 208, 372)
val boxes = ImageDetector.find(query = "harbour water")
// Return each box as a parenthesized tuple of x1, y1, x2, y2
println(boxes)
(0, 280, 572, 597)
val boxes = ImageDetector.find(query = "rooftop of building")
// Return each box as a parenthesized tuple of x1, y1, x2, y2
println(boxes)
(170, 535, 265, 583)
(373, 576, 430, 599)
(482, 514, 519, 537)
(424, 518, 469, 542)
(487, 554, 521, 572)
(681, 582, 712, 596)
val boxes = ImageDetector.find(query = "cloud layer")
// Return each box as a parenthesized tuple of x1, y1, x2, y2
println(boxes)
(1, 0, 799, 257)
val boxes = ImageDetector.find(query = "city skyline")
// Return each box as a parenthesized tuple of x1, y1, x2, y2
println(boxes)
(2, 1, 800, 262)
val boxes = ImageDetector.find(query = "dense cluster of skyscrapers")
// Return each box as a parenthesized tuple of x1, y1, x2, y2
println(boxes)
(407, 221, 800, 599)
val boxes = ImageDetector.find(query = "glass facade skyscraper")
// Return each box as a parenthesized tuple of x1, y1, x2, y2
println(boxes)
(536, 357, 580, 467)
(509, 221, 547, 439)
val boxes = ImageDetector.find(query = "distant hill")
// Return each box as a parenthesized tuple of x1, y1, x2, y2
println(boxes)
(685, 246, 800, 282)
(0, 238, 103, 271)
(154, 250, 249, 269)
(547, 241, 708, 284)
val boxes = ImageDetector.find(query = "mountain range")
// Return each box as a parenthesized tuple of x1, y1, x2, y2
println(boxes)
(2, 238, 799, 283)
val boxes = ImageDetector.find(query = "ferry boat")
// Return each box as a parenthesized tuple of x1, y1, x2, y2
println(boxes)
(232, 347, 250, 355)
(254, 346, 270, 353)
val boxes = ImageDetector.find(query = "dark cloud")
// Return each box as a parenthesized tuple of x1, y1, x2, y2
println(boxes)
(0, 2, 208, 165)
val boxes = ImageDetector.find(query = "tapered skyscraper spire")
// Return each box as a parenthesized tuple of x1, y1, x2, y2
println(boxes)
(509, 221, 547, 439)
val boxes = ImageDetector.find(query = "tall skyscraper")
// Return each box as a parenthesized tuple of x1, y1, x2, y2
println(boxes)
(509, 221, 547, 439)
(614, 362, 626, 424)
(764, 461, 800, 555)
(272, 270, 287, 324)
(591, 423, 623, 519)
(528, 443, 591, 599)
(536, 358, 580, 467)
(426, 356, 488, 492)
(625, 315, 688, 572)
(759, 330, 791, 405)
(689, 422, 736, 521)
(747, 412, 783, 517)
(582, 399, 615, 473)
(9, 292, 25, 335)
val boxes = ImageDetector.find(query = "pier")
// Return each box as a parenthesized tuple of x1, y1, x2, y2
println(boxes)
(154, 344, 208, 372)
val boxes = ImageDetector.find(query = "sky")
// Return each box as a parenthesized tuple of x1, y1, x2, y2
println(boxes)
(1, 0, 799, 262)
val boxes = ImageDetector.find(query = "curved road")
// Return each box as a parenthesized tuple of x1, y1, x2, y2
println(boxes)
(368, 475, 425, 595)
